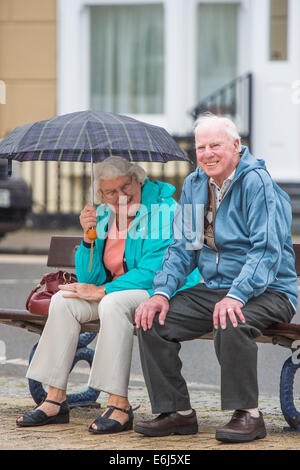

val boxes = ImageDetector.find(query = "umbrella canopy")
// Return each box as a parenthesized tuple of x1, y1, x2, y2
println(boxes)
(0, 110, 190, 164)
(0, 110, 192, 271)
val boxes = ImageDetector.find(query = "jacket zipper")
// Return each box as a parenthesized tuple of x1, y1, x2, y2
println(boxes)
(213, 171, 244, 271)
(213, 178, 239, 269)
(123, 254, 128, 273)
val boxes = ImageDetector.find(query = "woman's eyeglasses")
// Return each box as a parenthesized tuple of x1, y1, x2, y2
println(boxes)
(100, 176, 136, 201)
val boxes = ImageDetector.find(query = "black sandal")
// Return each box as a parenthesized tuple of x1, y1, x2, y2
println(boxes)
(89, 405, 140, 435)
(16, 399, 69, 427)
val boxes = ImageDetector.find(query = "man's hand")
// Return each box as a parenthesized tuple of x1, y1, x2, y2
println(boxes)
(135, 295, 170, 331)
(213, 297, 245, 330)
(59, 283, 106, 302)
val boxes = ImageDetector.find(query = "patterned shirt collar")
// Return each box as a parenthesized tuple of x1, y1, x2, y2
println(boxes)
(209, 169, 236, 210)
(209, 169, 236, 191)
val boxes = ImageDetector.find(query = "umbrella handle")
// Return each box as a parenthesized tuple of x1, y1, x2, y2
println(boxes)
(87, 228, 97, 240)
(87, 228, 97, 273)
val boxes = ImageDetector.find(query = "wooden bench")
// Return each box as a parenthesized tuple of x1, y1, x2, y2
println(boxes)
(1, 237, 300, 428)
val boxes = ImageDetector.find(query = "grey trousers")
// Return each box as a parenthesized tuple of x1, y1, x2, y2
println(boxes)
(137, 284, 295, 413)
(26, 289, 149, 397)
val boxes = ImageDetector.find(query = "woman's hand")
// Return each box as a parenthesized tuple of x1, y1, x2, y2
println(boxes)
(80, 205, 97, 243)
(59, 283, 106, 302)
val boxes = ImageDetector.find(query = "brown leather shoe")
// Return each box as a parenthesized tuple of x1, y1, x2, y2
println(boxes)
(215, 410, 267, 443)
(134, 410, 198, 437)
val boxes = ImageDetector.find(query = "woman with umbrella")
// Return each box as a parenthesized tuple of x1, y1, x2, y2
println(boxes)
(16, 156, 199, 434)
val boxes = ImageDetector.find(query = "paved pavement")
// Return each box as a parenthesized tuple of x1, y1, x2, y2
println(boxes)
(1, 228, 300, 450)
(0, 365, 300, 451)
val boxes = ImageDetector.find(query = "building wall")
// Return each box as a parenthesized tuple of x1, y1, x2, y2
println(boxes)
(0, 0, 56, 139)
(0, 0, 58, 214)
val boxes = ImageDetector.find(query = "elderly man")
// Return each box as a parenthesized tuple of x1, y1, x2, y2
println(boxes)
(134, 114, 298, 443)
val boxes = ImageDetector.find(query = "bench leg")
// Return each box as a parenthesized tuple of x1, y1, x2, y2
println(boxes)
(280, 354, 300, 431)
(28, 333, 100, 408)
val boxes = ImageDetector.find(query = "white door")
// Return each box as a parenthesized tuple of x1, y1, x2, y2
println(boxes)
(251, 0, 300, 181)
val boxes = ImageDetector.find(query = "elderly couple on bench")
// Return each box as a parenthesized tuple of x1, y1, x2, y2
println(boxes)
(16, 114, 298, 444)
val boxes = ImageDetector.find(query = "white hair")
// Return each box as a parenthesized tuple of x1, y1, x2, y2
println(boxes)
(94, 156, 147, 203)
(194, 113, 242, 151)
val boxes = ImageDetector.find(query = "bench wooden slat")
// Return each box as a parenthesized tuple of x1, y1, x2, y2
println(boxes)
(46, 237, 300, 275)
(1, 308, 300, 346)
(0, 308, 97, 333)
(0, 308, 48, 323)
(47, 236, 82, 268)
(262, 322, 300, 341)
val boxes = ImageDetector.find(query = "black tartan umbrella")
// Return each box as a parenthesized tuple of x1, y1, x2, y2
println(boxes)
(0, 110, 190, 204)
(0, 110, 190, 269)
(0, 110, 189, 164)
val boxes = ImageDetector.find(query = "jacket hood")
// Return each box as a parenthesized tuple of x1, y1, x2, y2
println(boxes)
(234, 146, 267, 180)
(141, 179, 176, 206)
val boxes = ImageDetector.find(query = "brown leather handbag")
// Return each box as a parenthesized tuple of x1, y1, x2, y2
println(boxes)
(26, 271, 77, 316)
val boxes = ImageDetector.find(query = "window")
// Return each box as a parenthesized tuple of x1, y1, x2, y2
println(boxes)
(196, 3, 239, 101)
(269, 0, 288, 61)
(90, 4, 164, 114)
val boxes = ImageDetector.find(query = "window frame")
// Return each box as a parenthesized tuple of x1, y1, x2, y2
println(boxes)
(268, 0, 289, 62)
(56, 0, 250, 134)
(57, 0, 168, 128)
(89, 2, 165, 116)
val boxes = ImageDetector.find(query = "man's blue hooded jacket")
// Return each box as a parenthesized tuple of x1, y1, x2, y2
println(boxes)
(153, 147, 298, 310)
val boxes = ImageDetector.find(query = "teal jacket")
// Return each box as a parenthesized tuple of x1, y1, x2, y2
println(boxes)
(75, 179, 200, 295)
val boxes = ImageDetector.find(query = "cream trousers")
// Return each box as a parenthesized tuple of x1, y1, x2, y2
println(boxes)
(26, 288, 150, 397)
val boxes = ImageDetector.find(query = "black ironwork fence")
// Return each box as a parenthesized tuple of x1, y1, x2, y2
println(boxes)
(191, 72, 253, 151)
(27, 159, 195, 229)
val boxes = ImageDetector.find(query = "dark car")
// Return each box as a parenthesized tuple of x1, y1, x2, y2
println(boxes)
(0, 159, 32, 239)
